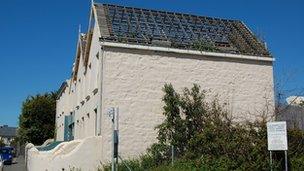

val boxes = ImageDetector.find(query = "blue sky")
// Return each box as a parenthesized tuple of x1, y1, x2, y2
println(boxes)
(0, 0, 303, 126)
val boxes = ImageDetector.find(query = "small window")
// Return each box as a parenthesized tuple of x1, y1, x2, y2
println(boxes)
(93, 88, 98, 95)
(86, 95, 90, 101)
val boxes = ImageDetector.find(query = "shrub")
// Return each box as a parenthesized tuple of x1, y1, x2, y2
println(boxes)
(104, 84, 304, 170)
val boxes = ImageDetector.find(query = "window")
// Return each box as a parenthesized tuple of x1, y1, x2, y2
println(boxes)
(86, 95, 90, 101)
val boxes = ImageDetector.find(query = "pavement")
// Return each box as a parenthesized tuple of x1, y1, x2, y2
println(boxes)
(3, 156, 25, 171)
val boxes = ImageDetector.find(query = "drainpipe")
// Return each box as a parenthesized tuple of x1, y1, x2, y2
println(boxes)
(99, 46, 104, 136)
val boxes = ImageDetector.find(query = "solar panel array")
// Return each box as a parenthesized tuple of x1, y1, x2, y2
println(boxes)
(95, 4, 271, 57)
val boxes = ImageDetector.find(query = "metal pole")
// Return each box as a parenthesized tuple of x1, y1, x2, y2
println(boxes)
(285, 150, 288, 171)
(115, 108, 119, 171)
(112, 109, 115, 171)
(269, 151, 272, 171)
(108, 107, 119, 171)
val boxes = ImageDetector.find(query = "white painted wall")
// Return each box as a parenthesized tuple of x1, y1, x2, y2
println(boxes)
(27, 136, 103, 171)
(56, 15, 102, 141)
(55, 43, 274, 166)
(100, 47, 274, 162)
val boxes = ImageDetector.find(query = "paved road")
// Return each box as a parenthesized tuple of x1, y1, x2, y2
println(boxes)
(3, 156, 25, 171)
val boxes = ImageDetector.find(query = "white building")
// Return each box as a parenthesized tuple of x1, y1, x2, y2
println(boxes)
(0, 125, 16, 146)
(27, 2, 275, 171)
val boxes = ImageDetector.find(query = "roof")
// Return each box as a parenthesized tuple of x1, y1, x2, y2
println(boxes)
(57, 81, 68, 100)
(0, 125, 17, 138)
(94, 3, 271, 57)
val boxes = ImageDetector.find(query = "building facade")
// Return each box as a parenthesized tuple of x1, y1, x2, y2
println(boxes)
(0, 125, 17, 146)
(55, 2, 275, 164)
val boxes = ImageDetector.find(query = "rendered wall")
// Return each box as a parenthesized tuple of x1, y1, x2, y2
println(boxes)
(100, 47, 274, 162)
(56, 17, 102, 141)
(26, 136, 103, 171)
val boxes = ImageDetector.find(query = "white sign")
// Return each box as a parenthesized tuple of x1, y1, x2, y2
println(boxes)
(267, 121, 288, 151)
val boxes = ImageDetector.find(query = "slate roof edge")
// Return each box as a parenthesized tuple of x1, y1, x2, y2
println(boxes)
(57, 81, 68, 100)
(100, 41, 275, 62)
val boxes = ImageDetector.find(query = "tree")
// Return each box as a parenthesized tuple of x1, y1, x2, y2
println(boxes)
(154, 84, 186, 159)
(104, 84, 304, 170)
(17, 92, 57, 145)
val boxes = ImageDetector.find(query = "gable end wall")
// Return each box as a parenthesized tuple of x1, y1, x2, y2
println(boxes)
(100, 47, 275, 162)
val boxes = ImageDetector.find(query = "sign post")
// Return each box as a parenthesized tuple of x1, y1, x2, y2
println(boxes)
(107, 107, 119, 171)
(267, 121, 288, 171)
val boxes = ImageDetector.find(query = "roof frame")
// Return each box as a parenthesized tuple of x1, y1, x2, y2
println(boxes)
(95, 3, 271, 57)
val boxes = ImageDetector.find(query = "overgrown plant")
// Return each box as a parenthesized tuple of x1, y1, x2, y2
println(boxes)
(148, 84, 274, 170)
(192, 40, 218, 52)
(104, 84, 304, 170)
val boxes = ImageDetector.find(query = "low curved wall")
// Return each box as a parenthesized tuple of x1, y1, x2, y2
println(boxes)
(27, 136, 103, 171)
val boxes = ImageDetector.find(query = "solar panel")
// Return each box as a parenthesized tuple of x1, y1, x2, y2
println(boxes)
(95, 3, 271, 57)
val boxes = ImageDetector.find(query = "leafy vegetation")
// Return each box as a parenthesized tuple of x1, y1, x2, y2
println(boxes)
(104, 84, 304, 170)
(17, 92, 57, 145)
(192, 40, 218, 52)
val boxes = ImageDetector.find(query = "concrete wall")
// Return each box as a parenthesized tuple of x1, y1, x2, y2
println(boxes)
(56, 43, 274, 165)
(100, 47, 274, 162)
(27, 136, 103, 171)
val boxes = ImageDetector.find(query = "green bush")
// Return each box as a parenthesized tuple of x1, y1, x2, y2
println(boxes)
(103, 84, 304, 171)
(290, 156, 304, 170)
